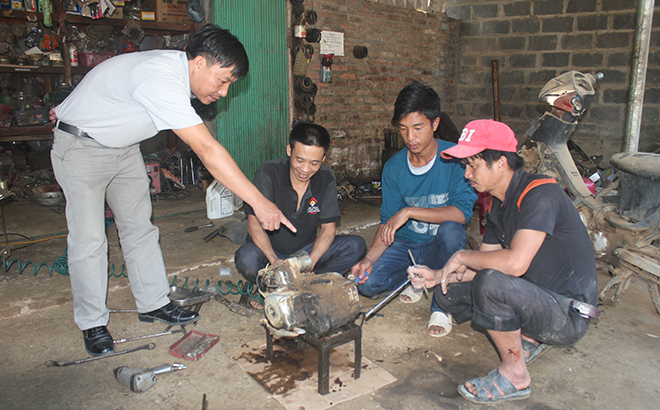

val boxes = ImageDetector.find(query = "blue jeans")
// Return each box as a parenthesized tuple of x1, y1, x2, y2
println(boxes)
(234, 235, 367, 283)
(357, 221, 467, 313)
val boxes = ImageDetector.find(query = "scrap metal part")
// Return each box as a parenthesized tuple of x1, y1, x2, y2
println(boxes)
(257, 251, 361, 338)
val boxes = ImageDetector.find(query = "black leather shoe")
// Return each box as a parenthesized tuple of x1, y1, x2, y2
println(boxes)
(83, 326, 115, 357)
(138, 301, 200, 325)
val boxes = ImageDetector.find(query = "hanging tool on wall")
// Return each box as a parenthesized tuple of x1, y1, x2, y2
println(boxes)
(320, 54, 333, 84)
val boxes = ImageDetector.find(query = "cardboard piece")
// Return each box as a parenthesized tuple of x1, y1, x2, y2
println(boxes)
(155, 0, 193, 24)
(227, 338, 397, 410)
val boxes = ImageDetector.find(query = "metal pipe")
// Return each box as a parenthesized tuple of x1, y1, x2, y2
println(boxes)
(492, 60, 501, 122)
(624, 0, 655, 153)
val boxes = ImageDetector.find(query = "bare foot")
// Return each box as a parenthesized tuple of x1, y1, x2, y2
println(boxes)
(248, 299, 264, 310)
(428, 325, 448, 336)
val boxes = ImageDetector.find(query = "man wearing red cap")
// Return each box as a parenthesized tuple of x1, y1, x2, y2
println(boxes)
(409, 119, 599, 404)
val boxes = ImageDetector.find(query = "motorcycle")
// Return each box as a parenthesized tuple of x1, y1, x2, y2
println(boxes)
(518, 70, 660, 314)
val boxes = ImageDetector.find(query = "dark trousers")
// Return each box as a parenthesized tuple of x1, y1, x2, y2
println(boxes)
(435, 269, 589, 346)
(234, 235, 367, 283)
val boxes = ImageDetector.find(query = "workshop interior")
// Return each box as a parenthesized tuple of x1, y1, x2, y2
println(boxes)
(0, 1, 659, 410)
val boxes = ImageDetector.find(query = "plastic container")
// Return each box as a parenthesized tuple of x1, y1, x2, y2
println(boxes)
(205, 180, 235, 219)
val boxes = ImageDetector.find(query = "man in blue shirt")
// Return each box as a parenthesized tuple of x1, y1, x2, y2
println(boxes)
(351, 81, 477, 336)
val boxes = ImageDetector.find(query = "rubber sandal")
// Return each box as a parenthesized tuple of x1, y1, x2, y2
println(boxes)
(427, 311, 452, 338)
(398, 284, 423, 304)
(457, 368, 531, 404)
(522, 339, 552, 364)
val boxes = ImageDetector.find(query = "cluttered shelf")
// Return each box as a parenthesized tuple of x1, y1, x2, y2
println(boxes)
(0, 123, 53, 141)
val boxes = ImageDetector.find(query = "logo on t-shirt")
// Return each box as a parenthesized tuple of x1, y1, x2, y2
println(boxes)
(307, 197, 320, 214)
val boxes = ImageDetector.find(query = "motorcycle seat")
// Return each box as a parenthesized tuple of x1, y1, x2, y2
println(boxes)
(610, 152, 660, 182)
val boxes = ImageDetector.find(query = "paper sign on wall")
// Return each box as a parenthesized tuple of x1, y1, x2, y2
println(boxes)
(320, 31, 344, 56)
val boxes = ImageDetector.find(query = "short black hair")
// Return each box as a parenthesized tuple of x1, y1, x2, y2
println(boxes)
(463, 149, 525, 171)
(186, 24, 249, 78)
(391, 80, 441, 126)
(289, 122, 331, 154)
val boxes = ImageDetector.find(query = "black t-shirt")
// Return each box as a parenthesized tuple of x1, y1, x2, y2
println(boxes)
(245, 157, 340, 255)
(483, 169, 598, 305)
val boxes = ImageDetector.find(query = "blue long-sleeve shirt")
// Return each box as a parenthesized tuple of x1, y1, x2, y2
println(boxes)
(380, 139, 477, 244)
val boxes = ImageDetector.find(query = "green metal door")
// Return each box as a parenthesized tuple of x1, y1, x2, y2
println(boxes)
(214, 1, 289, 181)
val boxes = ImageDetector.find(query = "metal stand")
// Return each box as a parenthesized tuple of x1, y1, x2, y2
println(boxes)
(0, 192, 13, 258)
(265, 323, 362, 395)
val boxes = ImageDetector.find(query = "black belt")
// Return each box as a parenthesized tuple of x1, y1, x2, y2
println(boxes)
(571, 300, 601, 321)
(57, 121, 91, 139)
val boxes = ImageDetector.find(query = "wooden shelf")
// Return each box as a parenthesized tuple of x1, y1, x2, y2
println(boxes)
(0, 64, 91, 75)
(0, 10, 194, 33)
(0, 124, 54, 142)
(61, 14, 195, 33)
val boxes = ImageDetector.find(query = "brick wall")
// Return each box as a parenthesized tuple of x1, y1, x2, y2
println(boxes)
(440, 0, 660, 162)
(298, 0, 456, 181)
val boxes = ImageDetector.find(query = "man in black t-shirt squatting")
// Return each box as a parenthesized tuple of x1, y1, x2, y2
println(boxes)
(408, 119, 599, 404)
(234, 122, 367, 309)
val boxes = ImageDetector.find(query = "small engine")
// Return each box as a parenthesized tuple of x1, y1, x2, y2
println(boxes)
(256, 251, 360, 338)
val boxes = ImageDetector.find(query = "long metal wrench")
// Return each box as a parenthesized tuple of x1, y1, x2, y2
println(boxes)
(364, 278, 411, 320)
(45, 343, 155, 367)
(113, 329, 184, 344)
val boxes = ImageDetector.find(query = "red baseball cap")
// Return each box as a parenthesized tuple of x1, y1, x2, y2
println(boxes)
(441, 119, 517, 159)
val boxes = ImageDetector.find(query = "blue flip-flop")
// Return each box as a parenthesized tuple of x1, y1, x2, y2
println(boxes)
(522, 339, 553, 364)
(457, 369, 531, 404)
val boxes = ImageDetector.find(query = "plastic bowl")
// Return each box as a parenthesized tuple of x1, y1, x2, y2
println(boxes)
(0, 103, 13, 114)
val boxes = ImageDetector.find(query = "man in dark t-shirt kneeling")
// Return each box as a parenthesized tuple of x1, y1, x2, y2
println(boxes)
(235, 122, 367, 309)
(409, 119, 599, 405)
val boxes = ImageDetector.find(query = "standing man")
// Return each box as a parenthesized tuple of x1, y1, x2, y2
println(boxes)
(351, 81, 477, 336)
(50, 24, 295, 357)
(409, 119, 599, 404)
(235, 122, 367, 308)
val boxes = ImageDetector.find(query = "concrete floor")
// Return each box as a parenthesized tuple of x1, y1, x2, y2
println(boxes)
(0, 187, 659, 410)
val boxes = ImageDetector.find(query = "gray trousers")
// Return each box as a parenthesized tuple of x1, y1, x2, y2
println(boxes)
(51, 129, 170, 331)
(434, 269, 589, 346)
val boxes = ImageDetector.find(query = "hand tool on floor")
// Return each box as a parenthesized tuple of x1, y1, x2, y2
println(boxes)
(408, 250, 429, 298)
(203, 227, 227, 242)
(364, 278, 411, 321)
(214, 293, 253, 317)
(114, 362, 186, 393)
(113, 329, 184, 344)
(46, 343, 155, 367)
(184, 222, 214, 232)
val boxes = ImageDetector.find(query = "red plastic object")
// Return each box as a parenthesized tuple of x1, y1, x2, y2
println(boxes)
(582, 177, 597, 194)
(169, 330, 219, 361)
(79, 52, 115, 68)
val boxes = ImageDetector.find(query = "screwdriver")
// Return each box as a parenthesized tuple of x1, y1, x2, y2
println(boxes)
(408, 250, 428, 298)
(184, 222, 214, 232)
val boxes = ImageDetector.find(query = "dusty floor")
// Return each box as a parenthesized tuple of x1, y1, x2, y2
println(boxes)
(0, 187, 659, 410)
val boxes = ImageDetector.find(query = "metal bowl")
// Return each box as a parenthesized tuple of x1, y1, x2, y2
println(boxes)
(34, 191, 64, 207)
